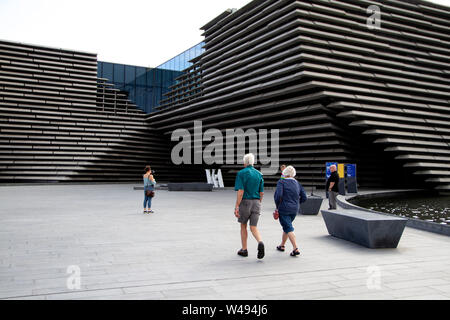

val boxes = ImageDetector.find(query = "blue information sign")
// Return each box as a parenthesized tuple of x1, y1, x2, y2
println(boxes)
(346, 163, 358, 193)
(346, 164, 356, 177)
(326, 162, 338, 179)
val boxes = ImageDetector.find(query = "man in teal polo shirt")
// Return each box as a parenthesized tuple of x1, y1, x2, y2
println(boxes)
(234, 153, 265, 259)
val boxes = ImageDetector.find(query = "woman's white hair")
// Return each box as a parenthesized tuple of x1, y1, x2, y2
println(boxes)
(282, 165, 296, 178)
(243, 153, 255, 166)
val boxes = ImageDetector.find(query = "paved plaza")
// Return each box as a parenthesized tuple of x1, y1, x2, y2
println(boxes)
(0, 184, 450, 300)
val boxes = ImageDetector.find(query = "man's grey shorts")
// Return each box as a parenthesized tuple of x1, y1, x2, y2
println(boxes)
(238, 199, 261, 226)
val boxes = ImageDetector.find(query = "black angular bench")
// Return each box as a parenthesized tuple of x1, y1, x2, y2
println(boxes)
(321, 209, 407, 248)
(167, 182, 214, 191)
(299, 196, 323, 215)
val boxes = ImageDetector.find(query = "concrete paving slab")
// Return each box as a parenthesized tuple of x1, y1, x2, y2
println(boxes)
(0, 184, 449, 300)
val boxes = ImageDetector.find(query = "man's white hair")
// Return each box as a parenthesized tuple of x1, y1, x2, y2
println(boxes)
(330, 164, 337, 170)
(282, 165, 296, 178)
(243, 153, 255, 166)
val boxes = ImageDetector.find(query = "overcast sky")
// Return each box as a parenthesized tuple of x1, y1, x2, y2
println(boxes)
(0, 0, 449, 68)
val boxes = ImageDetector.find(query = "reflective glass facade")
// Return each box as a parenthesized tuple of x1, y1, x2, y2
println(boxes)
(97, 62, 181, 114)
(97, 42, 204, 114)
(157, 42, 204, 71)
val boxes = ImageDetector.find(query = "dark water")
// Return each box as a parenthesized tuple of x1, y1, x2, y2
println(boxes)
(351, 195, 450, 225)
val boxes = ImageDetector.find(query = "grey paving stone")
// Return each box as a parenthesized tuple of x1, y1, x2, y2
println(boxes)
(0, 184, 449, 300)
(169, 293, 224, 300)
(400, 294, 449, 300)
(340, 269, 398, 280)
(0, 288, 34, 299)
(334, 285, 383, 296)
(75, 291, 165, 300)
(264, 289, 343, 300)
(43, 288, 125, 300)
(327, 291, 396, 300)
(3, 295, 47, 300)
(258, 282, 338, 296)
(429, 284, 450, 294)
(161, 287, 218, 299)
(384, 278, 448, 290)
(330, 278, 373, 288)
(389, 286, 442, 299)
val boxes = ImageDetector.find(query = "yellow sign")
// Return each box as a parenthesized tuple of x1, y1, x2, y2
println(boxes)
(338, 163, 345, 178)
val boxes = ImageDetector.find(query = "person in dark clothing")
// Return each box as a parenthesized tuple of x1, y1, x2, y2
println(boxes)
(326, 164, 339, 210)
(273, 166, 307, 257)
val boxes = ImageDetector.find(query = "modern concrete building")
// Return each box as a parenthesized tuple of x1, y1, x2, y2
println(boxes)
(1, 0, 449, 193)
(0, 40, 169, 182)
(148, 0, 450, 193)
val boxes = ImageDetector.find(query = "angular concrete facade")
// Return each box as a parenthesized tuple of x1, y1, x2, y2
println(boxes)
(1, 0, 449, 190)
(0, 40, 169, 182)
(147, 0, 450, 192)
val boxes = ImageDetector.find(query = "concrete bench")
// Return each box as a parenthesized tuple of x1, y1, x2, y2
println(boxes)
(321, 209, 407, 248)
(167, 182, 214, 191)
(299, 195, 323, 215)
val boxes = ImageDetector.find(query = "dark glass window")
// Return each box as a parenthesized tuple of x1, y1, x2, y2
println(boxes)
(136, 67, 147, 86)
(98, 62, 103, 76)
(135, 86, 147, 112)
(124, 84, 135, 102)
(125, 65, 136, 85)
(102, 62, 114, 81)
(113, 64, 125, 85)
(97, 42, 204, 113)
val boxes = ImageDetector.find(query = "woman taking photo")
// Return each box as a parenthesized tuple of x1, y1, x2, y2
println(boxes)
(273, 165, 307, 256)
(143, 166, 156, 214)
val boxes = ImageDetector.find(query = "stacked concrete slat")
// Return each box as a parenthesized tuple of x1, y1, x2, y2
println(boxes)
(294, 0, 450, 193)
(147, 0, 450, 192)
(149, 0, 347, 188)
(5, 0, 446, 189)
(0, 40, 168, 183)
